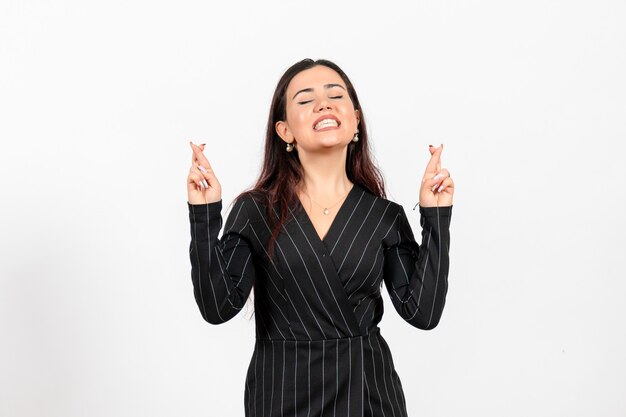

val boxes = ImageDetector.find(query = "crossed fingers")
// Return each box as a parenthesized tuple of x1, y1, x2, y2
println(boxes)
(427, 144, 452, 193)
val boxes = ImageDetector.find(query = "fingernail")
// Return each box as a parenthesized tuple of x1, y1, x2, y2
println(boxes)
(433, 173, 443, 181)
(200, 143, 206, 146)
(438, 185, 444, 192)
(198, 165, 207, 173)
(431, 184, 438, 191)
(202, 179, 208, 188)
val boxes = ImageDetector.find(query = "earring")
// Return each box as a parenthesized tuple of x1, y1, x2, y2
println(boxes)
(352, 130, 359, 142)
(286, 142, 294, 152)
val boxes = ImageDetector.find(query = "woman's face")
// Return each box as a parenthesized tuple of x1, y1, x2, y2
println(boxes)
(275, 65, 360, 153)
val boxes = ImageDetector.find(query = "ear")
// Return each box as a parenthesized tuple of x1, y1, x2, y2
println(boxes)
(275, 120, 294, 143)
(355, 109, 361, 125)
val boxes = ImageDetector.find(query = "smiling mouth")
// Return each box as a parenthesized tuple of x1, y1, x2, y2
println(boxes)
(314, 118, 341, 131)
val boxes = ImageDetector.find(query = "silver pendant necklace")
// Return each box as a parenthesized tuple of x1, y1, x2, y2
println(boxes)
(302, 184, 353, 215)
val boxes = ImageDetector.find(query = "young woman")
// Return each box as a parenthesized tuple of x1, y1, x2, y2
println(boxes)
(186, 58, 454, 417)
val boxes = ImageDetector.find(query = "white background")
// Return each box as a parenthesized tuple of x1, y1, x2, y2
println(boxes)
(1, 1, 625, 416)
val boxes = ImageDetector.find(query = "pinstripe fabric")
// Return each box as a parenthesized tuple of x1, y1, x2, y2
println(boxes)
(188, 184, 452, 416)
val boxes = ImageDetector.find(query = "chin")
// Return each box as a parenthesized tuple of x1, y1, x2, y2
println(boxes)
(318, 141, 350, 152)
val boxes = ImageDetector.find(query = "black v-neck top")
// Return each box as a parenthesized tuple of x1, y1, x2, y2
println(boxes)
(187, 183, 452, 417)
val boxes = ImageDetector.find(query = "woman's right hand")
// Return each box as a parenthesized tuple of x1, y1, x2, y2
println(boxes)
(187, 141, 222, 205)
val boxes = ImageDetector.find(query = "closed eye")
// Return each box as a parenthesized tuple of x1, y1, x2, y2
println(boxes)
(297, 95, 343, 105)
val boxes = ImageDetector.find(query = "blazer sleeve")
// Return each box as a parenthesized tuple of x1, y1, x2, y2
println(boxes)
(188, 196, 256, 325)
(383, 204, 452, 330)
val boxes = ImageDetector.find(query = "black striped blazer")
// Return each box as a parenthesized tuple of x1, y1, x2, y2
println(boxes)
(188, 183, 452, 417)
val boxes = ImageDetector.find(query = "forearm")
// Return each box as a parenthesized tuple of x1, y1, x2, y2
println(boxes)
(386, 205, 452, 330)
(188, 200, 254, 324)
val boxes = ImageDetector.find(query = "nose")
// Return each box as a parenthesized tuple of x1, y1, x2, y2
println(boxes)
(315, 96, 332, 112)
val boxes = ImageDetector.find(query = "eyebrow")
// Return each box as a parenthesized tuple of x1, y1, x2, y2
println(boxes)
(292, 83, 346, 100)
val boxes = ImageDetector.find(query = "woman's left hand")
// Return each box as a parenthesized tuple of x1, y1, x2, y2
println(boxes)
(419, 144, 454, 207)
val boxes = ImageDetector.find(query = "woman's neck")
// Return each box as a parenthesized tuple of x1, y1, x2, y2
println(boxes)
(297, 147, 352, 198)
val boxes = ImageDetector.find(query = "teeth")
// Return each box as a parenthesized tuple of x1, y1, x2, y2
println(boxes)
(314, 119, 339, 130)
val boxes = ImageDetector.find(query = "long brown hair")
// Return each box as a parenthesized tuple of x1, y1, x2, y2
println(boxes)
(238, 58, 386, 318)
(239, 58, 385, 255)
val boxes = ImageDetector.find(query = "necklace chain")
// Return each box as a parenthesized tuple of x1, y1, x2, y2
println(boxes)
(301, 184, 353, 215)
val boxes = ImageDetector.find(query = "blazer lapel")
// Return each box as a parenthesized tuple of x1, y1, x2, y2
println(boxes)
(283, 185, 365, 336)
